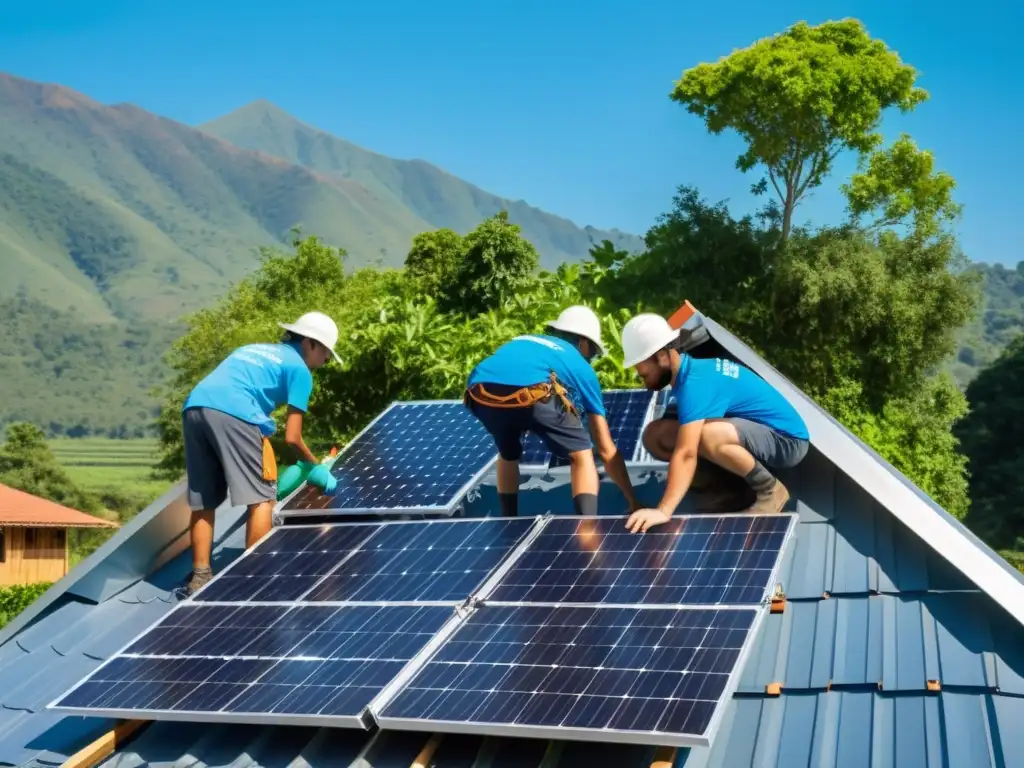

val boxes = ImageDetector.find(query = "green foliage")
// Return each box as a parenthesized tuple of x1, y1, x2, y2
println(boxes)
(671, 18, 926, 239)
(954, 335, 1024, 546)
(0, 423, 104, 515)
(843, 134, 961, 239)
(819, 375, 970, 518)
(448, 212, 540, 315)
(999, 550, 1024, 575)
(404, 228, 464, 300)
(0, 582, 51, 628)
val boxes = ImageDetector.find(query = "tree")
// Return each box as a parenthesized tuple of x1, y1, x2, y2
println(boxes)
(0, 422, 101, 514)
(843, 134, 961, 240)
(955, 334, 1024, 546)
(404, 228, 464, 302)
(449, 211, 540, 315)
(671, 19, 927, 241)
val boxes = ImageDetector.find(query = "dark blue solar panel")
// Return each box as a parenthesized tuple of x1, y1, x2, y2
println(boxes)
(305, 518, 534, 603)
(549, 389, 654, 468)
(379, 604, 757, 739)
(282, 402, 497, 514)
(54, 604, 451, 720)
(484, 514, 793, 606)
(194, 524, 379, 603)
(520, 431, 552, 468)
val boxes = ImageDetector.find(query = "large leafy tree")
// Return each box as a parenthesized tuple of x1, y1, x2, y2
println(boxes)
(671, 19, 926, 241)
(955, 334, 1024, 546)
(450, 211, 540, 315)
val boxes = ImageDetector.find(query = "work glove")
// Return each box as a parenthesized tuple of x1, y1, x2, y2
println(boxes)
(307, 464, 338, 494)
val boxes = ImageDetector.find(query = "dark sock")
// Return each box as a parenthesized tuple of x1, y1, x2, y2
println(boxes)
(498, 493, 518, 517)
(744, 462, 776, 495)
(573, 493, 598, 516)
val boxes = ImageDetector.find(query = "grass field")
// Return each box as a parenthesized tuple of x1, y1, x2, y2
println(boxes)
(49, 437, 169, 501)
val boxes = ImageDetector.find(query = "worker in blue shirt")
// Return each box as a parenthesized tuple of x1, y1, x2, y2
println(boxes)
(179, 311, 341, 595)
(465, 306, 639, 517)
(619, 313, 810, 532)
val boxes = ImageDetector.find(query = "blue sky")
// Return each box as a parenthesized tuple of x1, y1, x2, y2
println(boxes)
(2, 0, 1021, 265)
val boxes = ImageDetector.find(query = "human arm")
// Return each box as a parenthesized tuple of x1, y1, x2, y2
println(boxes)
(625, 420, 703, 533)
(284, 407, 319, 465)
(589, 413, 639, 511)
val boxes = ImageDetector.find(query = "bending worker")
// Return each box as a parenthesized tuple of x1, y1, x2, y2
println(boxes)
(179, 311, 341, 595)
(465, 305, 639, 517)
(620, 313, 809, 532)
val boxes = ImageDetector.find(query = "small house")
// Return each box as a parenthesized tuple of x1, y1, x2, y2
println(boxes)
(0, 483, 119, 586)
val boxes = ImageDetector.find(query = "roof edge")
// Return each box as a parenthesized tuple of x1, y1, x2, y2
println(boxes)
(691, 311, 1024, 629)
(0, 480, 190, 648)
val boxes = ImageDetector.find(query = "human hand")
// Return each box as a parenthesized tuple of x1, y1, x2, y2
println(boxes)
(625, 508, 671, 533)
(307, 464, 338, 494)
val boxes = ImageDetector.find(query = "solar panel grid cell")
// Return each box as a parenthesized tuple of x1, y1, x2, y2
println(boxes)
(281, 402, 497, 515)
(55, 604, 454, 721)
(377, 604, 757, 741)
(484, 515, 791, 606)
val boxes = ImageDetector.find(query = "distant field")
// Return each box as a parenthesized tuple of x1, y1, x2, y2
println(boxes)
(49, 437, 169, 500)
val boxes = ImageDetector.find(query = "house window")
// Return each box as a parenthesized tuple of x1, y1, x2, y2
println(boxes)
(0, 528, 5, 563)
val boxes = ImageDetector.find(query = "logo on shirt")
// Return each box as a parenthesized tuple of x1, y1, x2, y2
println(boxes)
(232, 344, 285, 369)
(513, 335, 566, 352)
(716, 359, 741, 379)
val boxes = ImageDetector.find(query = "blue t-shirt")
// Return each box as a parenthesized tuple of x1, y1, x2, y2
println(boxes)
(467, 334, 607, 418)
(183, 342, 314, 436)
(671, 355, 809, 440)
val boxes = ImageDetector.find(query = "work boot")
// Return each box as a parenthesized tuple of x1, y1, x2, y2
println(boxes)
(183, 566, 213, 597)
(692, 486, 754, 513)
(745, 479, 790, 514)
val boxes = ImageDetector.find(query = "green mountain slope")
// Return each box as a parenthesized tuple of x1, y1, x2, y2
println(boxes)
(951, 261, 1024, 385)
(0, 72, 645, 434)
(200, 101, 644, 270)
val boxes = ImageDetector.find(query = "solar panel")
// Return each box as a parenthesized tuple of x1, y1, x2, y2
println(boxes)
(193, 517, 536, 605)
(192, 524, 380, 603)
(548, 389, 655, 469)
(279, 401, 498, 517)
(480, 514, 795, 606)
(52, 603, 455, 726)
(374, 604, 761, 747)
(519, 431, 552, 470)
(303, 518, 535, 603)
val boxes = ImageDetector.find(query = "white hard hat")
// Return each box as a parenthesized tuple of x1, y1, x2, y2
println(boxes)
(621, 313, 679, 368)
(279, 311, 342, 363)
(546, 305, 606, 356)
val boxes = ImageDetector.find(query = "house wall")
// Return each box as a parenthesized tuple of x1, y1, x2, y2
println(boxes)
(0, 527, 68, 586)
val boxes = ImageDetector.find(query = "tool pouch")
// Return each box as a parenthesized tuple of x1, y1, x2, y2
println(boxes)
(261, 437, 278, 482)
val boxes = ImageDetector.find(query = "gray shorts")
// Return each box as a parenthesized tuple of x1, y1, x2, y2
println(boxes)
(659, 410, 809, 470)
(182, 407, 276, 511)
(728, 417, 809, 469)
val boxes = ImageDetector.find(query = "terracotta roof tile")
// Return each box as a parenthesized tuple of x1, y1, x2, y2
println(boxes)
(0, 484, 119, 528)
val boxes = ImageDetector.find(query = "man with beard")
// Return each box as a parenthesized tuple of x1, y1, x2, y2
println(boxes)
(618, 313, 809, 533)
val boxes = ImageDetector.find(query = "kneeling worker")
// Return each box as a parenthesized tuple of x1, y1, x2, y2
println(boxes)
(620, 313, 809, 532)
(465, 305, 639, 517)
(179, 311, 341, 595)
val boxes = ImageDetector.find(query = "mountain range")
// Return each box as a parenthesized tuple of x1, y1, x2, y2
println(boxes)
(0, 72, 642, 434)
(0, 73, 642, 325)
